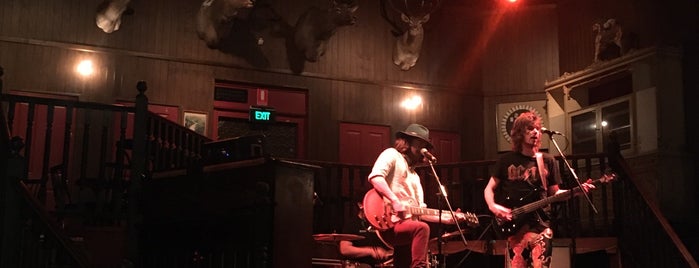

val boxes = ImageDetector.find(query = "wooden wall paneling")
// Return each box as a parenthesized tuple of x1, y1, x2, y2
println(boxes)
(482, 6, 558, 96)
(0, 1, 9, 35)
(80, 0, 93, 45)
(307, 80, 338, 161)
(557, 0, 596, 74)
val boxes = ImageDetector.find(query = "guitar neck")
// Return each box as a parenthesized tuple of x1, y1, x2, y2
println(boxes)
(512, 177, 606, 218)
(407, 206, 452, 217)
(512, 191, 574, 217)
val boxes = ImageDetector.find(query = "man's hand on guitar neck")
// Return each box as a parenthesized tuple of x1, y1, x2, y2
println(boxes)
(420, 208, 469, 224)
(554, 178, 596, 196)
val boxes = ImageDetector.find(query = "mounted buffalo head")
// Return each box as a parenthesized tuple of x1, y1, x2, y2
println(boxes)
(196, 0, 255, 48)
(293, 0, 358, 62)
(96, 0, 133, 33)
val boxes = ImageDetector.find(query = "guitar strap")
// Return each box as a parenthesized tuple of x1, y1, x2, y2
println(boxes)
(535, 152, 547, 191)
(534, 152, 553, 227)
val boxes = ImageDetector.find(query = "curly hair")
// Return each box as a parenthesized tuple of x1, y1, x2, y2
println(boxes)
(510, 111, 541, 152)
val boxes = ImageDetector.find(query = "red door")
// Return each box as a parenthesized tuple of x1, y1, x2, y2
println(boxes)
(429, 130, 461, 164)
(339, 123, 390, 165)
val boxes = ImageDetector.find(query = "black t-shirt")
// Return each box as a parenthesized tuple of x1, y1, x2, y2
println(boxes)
(492, 151, 562, 230)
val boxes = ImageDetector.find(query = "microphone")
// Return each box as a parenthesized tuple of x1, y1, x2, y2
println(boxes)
(420, 148, 437, 163)
(541, 127, 564, 136)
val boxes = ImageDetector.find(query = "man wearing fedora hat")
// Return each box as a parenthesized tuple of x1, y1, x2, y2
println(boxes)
(366, 123, 461, 268)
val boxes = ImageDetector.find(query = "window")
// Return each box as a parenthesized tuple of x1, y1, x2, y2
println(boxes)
(570, 97, 632, 155)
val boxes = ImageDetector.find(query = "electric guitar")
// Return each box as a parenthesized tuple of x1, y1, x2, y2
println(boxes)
(493, 173, 617, 237)
(363, 189, 480, 231)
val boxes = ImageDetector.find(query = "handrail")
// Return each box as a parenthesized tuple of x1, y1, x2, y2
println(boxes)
(0, 93, 135, 113)
(17, 180, 90, 267)
(613, 154, 699, 267)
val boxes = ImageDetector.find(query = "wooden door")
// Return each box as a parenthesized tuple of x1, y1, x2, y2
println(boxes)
(338, 123, 390, 165)
(429, 130, 461, 164)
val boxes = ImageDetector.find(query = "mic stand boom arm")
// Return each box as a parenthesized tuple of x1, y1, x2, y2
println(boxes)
(546, 133, 597, 213)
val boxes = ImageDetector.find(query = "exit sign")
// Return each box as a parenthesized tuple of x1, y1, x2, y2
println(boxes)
(249, 106, 275, 124)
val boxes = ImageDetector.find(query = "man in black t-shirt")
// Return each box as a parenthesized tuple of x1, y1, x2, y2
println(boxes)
(484, 111, 593, 268)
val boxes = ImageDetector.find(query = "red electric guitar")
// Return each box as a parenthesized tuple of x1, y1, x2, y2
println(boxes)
(362, 189, 479, 231)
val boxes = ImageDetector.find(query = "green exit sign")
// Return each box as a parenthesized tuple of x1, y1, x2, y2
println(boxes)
(249, 106, 275, 124)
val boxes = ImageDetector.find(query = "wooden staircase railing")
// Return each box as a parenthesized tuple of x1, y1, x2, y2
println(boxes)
(1, 73, 211, 267)
(611, 154, 699, 267)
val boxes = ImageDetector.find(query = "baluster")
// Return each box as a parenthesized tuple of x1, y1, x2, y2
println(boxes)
(61, 105, 74, 204)
(22, 103, 36, 182)
(7, 101, 16, 133)
(37, 105, 54, 204)
(154, 120, 164, 171)
(79, 122, 90, 184)
(127, 80, 148, 263)
(166, 124, 174, 168)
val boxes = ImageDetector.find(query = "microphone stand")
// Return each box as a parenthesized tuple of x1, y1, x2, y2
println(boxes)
(546, 132, 597, 265)
(426, 159, 468, 268)
(545, 132, 597, 213)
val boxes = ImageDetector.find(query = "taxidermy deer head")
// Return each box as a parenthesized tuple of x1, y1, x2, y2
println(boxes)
(381, 0, 440, 71)
(393, 13, 430, 70)
(96, 0, 132, 33)
(196, 0, 255, 48)
(293, 0, 359, 62)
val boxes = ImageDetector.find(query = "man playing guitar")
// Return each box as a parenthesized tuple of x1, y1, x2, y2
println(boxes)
(484, 111, 595, 268)
(367, 124, 466, 268)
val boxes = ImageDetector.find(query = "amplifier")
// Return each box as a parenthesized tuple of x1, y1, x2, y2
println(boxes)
(202, 135, 265, 164)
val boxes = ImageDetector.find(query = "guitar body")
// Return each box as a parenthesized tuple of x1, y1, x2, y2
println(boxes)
(493, 190, 544, 237)
(362, 188, 402, 231)
(363, 189, 480, 231)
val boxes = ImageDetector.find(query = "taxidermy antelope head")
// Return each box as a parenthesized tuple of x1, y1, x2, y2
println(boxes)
(293, 0, 359, 62)
(96, 0, 132, 33)
(381, 0, 440, 70)
(393, 13, 429, 70)
(196, 0, 255, 48)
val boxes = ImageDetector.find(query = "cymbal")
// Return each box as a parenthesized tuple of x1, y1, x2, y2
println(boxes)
(441, 229, 468, 239)
(313, 233, 365, 242)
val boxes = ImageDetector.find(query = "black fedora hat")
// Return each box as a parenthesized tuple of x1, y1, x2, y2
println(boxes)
(396, 123, 434, 149)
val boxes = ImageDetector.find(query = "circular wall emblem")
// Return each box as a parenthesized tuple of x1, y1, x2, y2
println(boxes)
(499, 105, 544, 143)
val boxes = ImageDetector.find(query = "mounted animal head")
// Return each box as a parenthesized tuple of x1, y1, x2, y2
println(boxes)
(96, 0, 132, 33)
(293, 0, 359, 62)
(196, 0, 255, 48)
(381, 0, 441, 70)
(592, 18, 623, 62)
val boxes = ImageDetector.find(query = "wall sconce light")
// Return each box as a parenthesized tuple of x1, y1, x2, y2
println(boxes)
(76, 59, 94, 77)
(401, 95, 423, 110)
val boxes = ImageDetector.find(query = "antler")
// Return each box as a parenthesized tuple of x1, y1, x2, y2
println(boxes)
(399, 0, 442, 17)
